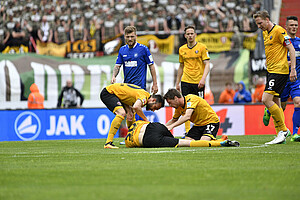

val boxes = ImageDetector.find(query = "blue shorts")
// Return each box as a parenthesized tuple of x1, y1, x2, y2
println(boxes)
(281, 79, 300, 102)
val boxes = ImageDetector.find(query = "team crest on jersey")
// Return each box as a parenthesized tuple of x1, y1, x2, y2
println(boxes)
(134, 53, 138, 57)
(195, 50, 199, 54)
(187, 102, 191, 108)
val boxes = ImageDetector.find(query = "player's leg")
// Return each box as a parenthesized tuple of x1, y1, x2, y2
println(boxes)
(181, 82, 193, 133)
(291, 95, 300, 141)
(186, 139, 240, 147)
(100, 88, 125, 148)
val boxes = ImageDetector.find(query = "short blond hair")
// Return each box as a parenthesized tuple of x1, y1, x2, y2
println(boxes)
(253, 10, 270, 20)
(124, 26, 137, 35)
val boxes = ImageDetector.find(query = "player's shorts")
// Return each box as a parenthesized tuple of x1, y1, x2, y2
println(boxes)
(264, 72, 289, 97)
(100, 88, 123, 113)
(181, 81, 205, 98)
(142, 122, 179, 147)
(281, 79, 300, 102)
(186, 122, 219, 140)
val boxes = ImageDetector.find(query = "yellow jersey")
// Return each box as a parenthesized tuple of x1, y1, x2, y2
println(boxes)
(106, 83, 150, 106)
(125, 120, 150, 148)
(263, 25, 290, 74)
(179, 42, 210, 84)
(173, 94, 219, 126)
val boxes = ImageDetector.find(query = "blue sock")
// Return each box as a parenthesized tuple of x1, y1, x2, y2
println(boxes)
(267, 109, 270, 115)
(293, 107, 300, 135)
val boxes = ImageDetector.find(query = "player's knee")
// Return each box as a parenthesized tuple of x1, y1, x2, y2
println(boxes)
(115, 109, 126, 118)
(294, 97, 300, 108)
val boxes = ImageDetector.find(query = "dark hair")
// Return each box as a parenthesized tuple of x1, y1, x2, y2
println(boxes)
(184, 25, 195, 34)
(124, 26, 137, 35)
(253, 10, 270, 20)
(152, 94, 165, 107)
(163, 88, 182, 100)
(286, 16, 298, 25)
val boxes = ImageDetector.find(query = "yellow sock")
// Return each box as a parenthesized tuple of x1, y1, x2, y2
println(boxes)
(190, 140, 221, 147)
(185, 120, 191, 133)
(268, 104, 287, 132)
(273, 118, 280, 134)
(106, 115, 124, 143)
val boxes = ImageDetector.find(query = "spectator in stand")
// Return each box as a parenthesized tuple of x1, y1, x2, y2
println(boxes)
(27, 83, 44, 109)
(155, 7, 169, 34)
(219, 6, 234, 32)
(88, 17, 102, 51)
(182, 11, 196, 28)
(57, 80, 84, 108)
(252, 77, 265, 103)
(38, 15, 53, 43)
(234, 6, 251, 32)
(70, 15, 87, 42)
(206, 10, 220, 33)
(101, 11, 118, 41)
(54, 18, 69, 44)
(195, 7, 207, 33)
(6, 21, 28, 47)
(0, 23, 10, 51)
(119, 8, 134, 35)
(234, 81, 252, 103)
(134, 13, 147, 32)
(167, 11, 184, 33)
(145, 11, 157, 33)
(218, 82, 235, 104)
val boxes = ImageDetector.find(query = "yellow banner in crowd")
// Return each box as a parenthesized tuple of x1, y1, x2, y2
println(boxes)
(2, 45, 28, 54)
(37, 41, 68, 57)
(196, 32, 234, 52)
(67, 39, 96, 53)
(137, 35, 174, 55)
(243, 33, 258, 50)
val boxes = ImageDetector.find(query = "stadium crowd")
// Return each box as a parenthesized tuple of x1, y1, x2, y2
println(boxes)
(0, 0, 262, 52)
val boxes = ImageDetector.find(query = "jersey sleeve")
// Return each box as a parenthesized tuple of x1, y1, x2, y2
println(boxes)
(144, 46, 154, 65)
(186, 96, 197, 110)
(136, 93, 148, 106)
(173, 108, 181, 119)
(201, 44, 210, 61)
(278, 27, 291, 46)
(115, 49, 123, 65)
(179, 48, 183, 63)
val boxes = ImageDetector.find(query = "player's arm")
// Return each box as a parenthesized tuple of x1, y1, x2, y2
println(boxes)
(111, 64, 121, 84)
(166, 109, 193, 130)
(286, 43, 297, 82)
(123, 104, 134, 121)
(198, 59, 210, 89)
(148, 63, 158, 94)
(175, 63, 184, 91)
(165, 118, 178, 126)
(132, 99, 149, 121)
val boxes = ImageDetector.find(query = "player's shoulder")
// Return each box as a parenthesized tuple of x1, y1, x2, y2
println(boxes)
(179, 43, 188, 50)
(119, 45, 129, 52)
(137, 43, 149, 50)
(274, 25, 286, 34)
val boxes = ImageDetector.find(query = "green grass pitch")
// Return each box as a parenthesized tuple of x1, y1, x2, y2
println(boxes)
(1, 135, 299, 200)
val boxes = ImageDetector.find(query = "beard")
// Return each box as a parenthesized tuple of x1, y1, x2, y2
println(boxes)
(146, 103, 152, 111)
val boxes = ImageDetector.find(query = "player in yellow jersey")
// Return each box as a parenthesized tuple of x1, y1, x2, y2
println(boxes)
(125, 120, 240, 148)
(100, 83, 164, 148)
(176, 25, 211, 134)
(163, 88, 223, 141)
(253, 10, 297, 144)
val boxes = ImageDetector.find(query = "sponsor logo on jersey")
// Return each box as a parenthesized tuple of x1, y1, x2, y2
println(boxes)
(124, 61, 137, 67)
(187, 102, 192, 108)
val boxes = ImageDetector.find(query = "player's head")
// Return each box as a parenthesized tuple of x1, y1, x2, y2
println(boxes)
(146, 94, 165, 111)
(163, 88, 182, 109)
(253, 10, 270, 31)
(124, 26, 137, 48)
(184, 25, 196, 43)
(66, 80, 73, 88)
(286, 16, 298, 37)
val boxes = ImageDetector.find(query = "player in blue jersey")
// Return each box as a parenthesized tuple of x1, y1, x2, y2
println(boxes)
(110, 26, 158, 142)
(111, 26, 158, 93)
(263, 16, 300, 142)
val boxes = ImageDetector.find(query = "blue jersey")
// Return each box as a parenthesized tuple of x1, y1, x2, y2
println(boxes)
(116, 43, 154, 90)
(282, 36, 300, 102)
(287, 36, 300, 80)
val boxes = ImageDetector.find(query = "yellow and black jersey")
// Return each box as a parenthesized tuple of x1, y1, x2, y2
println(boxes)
(106, 83, 150, 106)
(179, 42, 210, 84)
(125, 120, 150, 148)
(263, 25, 290, 74)
(173, 94, 219, 126)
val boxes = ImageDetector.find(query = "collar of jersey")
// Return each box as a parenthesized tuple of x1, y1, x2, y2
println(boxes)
(127, 42, 138, 49)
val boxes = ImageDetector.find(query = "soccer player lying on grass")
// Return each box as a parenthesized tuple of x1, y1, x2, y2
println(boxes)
(163, 88, 225, 141)
(124, 120, 240, 148)
(100, 83, 164, 149)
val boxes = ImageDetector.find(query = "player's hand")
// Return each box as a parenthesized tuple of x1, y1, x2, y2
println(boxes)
(151, 84, 158, 94)
(175, 84, 181, 92)
(166, 125, 173, 131)
(111, 77, 116, 84)
(198, 79, 205, 89)
(290, 68, 297, 82)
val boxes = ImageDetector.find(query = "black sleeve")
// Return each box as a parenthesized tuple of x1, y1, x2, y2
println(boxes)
(57, 88, 65, 107)
(75, 88, 84, 106)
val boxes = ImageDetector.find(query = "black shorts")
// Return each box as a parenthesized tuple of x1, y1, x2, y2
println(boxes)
(142, 122, 179, 147)
(265, 72, 289, 97)
(181, 81, 205, 98)
(186, 122, 219, 140)
(100, 88, 123, 113)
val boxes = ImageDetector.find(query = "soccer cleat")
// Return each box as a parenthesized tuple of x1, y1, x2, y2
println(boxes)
(220, 135, 228, 141)
(263, 107, 271, 126)
(265, 130, 289, 145)
(220, 140, 240, 147)
(104, 142, 119, 149)
(290, 134, 300, 142)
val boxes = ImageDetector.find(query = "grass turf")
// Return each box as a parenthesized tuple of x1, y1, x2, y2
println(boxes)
(0, 135, 299, 200)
